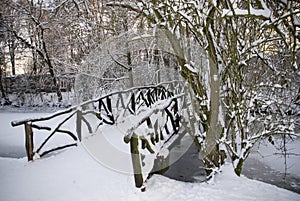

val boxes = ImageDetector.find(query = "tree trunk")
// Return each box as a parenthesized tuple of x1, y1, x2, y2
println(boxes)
(162, 27, 224, 172)
(8, 39, 16, 75)
(0, 66, 7, 99)
(124, 14, 134, 88)
(0, 51, 9, 102)
(40, 29, 63, 102)
(203, 60, 224, 171)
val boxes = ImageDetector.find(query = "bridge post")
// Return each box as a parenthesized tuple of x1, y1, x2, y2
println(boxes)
(173, 99, 180, 130)
(24, 122, 34, 161)
(76, 110, 82, 141)
(130, 133, 144, 188)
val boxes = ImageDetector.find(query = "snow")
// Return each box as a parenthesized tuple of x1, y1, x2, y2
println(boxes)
(158, 148, 169, 158)
(294, 16, 300, 26)
(184, 64, 198, 74)
(145, 165, 299, 201)
(274, 84, 282, 88)
(130, 34, 154, 42)
(0, 147, 134, 201)
(222, 5, 271, 19)
(1, 151, 299, 201)
(0, 112, 300, 201)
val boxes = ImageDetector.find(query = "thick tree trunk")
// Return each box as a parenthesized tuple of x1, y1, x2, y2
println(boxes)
(203, 60, 225, 173)
(201, 2, 226, 171)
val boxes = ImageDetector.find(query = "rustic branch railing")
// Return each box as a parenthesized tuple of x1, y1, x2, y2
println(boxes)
(124, 94, 184, 188)
(11, 81, 189, 188)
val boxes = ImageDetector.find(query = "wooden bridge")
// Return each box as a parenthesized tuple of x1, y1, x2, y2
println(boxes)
(11, 81, 200, 189)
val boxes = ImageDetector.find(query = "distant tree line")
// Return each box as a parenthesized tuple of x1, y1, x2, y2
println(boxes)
(0, 0, 136, 104)
(3, 74, 74, 94)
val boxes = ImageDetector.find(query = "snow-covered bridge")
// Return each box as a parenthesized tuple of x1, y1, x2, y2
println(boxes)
(11, 81, 200, 189)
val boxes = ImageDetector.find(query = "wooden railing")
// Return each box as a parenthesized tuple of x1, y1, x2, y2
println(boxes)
(11, 81, 189, 188)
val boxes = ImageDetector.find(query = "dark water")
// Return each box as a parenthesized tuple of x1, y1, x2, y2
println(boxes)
(160, 136, 300, 194)
(243, 157, 300, 194)
(162, 141, 207, 182)
(0, 146, 26, 158)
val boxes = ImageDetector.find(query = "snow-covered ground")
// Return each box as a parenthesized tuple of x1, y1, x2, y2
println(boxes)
(0, 112, 300, 201)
